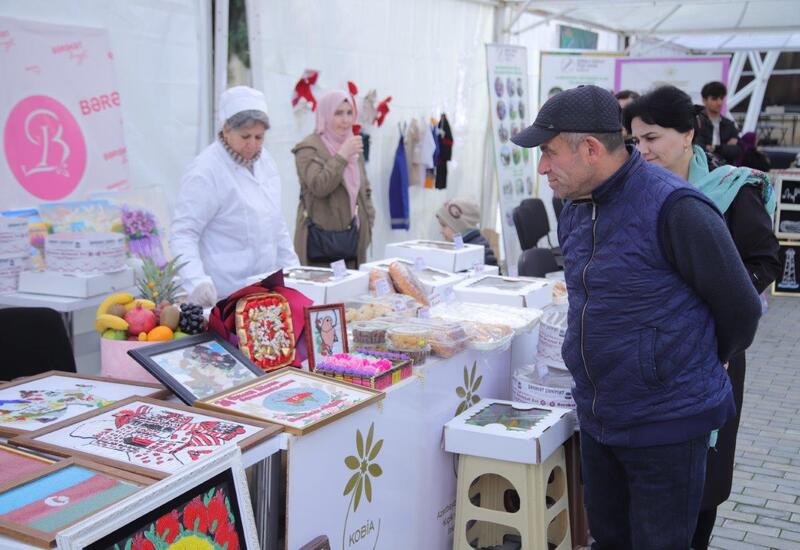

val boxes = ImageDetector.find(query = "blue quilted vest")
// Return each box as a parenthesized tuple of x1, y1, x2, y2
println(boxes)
(558, 149, 734, 447)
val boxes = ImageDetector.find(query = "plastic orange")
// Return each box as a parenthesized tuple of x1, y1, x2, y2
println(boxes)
(147, 325, 174, 341)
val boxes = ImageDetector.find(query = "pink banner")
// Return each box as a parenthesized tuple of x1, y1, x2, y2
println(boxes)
(0, 16, 129, 209)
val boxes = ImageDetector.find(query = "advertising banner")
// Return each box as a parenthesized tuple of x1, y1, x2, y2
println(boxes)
(0, 16, 128, 210)
(486, 44, 535, 274)
(615, 56, 731, 105)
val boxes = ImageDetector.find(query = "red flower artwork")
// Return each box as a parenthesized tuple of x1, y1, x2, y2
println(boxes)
(214, 520, 240, 550)
(130, 532, 155, 550)
(156, 510, 181, 543)
(183, 495, 209, 532)
(207, 490, 229, 531)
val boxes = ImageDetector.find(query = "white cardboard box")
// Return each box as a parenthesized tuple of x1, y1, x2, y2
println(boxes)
(453, 274, 553, 309)
(444, 398, 575, 464)
(385, 240, 484, 272)
(17, 267, 135, 298)
(358, 257, 466, 295)
(280, 267, 368, 304)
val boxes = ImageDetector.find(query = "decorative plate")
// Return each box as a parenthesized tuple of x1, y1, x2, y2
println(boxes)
(235, 292, 295, 371)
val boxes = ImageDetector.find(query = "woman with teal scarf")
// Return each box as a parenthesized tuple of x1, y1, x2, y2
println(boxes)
(624, 85, 780, 550)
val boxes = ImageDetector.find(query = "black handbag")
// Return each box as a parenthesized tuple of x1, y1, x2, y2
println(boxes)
(301, 189, 358, 263)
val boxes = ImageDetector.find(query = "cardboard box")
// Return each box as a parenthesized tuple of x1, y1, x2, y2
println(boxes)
(17, 267, 135, 298)
(281, 267, 368, 304)
(453, 274, 553, 309)
(444, 398, 575, 464)
(385, 240, 484, 272)
(45, 232, 127, 273)
(359, 257, 466, 295)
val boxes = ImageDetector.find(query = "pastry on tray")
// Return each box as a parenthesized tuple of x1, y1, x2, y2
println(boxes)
(235, 292, 295, 371)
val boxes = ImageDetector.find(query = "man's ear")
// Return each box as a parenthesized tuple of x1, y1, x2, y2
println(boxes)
(583, 136, 604, 164)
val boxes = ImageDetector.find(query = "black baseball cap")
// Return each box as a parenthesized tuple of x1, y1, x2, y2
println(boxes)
(511, 85, 622, 148)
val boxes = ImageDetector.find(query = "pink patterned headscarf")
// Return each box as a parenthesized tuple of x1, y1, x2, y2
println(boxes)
(316, 91, 360, 219)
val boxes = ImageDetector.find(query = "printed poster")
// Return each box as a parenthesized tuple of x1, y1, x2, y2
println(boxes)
(539, 51, 619, 107)
(614, 56, 731, 105)
(486, 44, 534, 274)
(0, 16, 129, 210)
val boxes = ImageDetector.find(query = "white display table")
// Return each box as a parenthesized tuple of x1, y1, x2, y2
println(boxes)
(284, 344, 515, 549)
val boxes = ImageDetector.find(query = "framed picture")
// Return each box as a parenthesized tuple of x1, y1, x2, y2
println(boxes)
(772, 241, 800, 296)
(0, 458, 153, 548)
(197, 367, 383, 435)
(127, 332, 264, 405)
(0, 444, 54, 486)
(0, 371, 168, 438)
(56, 446, 259, 550)
(304, 303, 348, 371)
(775, 207, 800, 239)
(10, 396, 282, 479)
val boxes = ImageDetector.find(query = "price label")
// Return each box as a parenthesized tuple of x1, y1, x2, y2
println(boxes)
(330, 259, 348, 280)
(471, 262, 484, 274)
(414, 257, 426, 272)
(418, 307, 431, 319)
(375, 278, 391, 296)
(453, 233, 465, 250)
(444, 286, 457, 303)
(429, 292, 443, 306)
(392, 295, 407, 311)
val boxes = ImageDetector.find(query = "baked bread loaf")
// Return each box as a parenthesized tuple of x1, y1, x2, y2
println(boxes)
(388, 261, 429, 305)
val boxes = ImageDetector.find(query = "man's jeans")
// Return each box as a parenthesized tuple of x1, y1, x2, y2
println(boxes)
(581, 431, 709, 550)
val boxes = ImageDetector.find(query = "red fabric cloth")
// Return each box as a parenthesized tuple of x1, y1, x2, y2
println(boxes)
(207, 270, 313, 367)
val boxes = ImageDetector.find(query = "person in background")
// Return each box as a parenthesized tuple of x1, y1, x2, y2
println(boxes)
(512, 85, 761, 550)
(615, 90, 640, 144)
(171, 86, 299, 306)
(436, 198, 497, 266)
(696, 81, 741, 164)
(737, 131, 772, 172)
(624, 84, 780, 550)
(293, 90, 375, 268)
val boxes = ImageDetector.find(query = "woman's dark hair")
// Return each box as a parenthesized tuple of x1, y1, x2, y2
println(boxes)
(622, 85, 703, 135)
(615, 89, 640, 101)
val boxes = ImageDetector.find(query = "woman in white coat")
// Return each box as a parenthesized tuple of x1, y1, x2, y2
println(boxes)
(170, 86, 299, 306)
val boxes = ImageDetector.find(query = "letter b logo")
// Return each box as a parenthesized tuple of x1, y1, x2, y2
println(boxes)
(4, 95, 87, 200)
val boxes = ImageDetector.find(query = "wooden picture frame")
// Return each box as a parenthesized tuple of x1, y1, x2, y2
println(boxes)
(10, 396, 282, 479)
(0, 444, 55, 487)
(304, 303, 348, 371)
(0, 457, 153, 548)
(56, 446, 259, 550)
(197, 367, 383, 435)
(126, 332, 264, 405)
(772, 240, 800, 296)
(0, 371, 168, 438)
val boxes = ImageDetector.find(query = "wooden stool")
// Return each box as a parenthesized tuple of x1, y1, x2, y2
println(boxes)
(453, 446, 571, 550)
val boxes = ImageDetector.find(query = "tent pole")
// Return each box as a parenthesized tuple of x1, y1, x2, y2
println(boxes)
(743, 51, 779, 133)
(213, 0, 229, 132)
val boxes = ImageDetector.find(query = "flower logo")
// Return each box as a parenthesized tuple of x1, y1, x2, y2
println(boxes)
(455, 362, 483, 416)
(343, 422, 383, 513)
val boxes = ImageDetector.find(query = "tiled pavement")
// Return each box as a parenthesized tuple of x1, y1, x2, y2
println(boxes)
(709, 295, 800, 550)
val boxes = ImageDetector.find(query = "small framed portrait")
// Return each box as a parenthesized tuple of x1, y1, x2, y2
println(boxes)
(304, 304, 348, 371)
(56, 446, 259, 550)
(127, 332, 264, 405)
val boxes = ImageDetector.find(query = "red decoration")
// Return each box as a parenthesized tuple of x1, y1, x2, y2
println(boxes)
(235, 292, 296, 371)
(292, 69, 319, 111)
(156, 510, 181, 544)
(183, 496, 209, 532)
(374, 96, 392, 127)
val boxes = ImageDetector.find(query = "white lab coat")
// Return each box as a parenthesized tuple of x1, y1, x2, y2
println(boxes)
(170, 141, 299, 298)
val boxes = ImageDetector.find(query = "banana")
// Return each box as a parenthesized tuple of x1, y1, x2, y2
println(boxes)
(124, 299, 157, 312)
(96, 292, 135, 318)
(95, 313, 129, 333)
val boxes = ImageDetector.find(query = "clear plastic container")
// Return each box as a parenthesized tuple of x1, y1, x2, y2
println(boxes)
(350, 320, 391, 345)
(397, 318, 469, 358)
(463, 322, 514, 351)
(511, 362, 576, 409)
(385, 325, 429, 350)
(429, 302, 542, 333)
(536, 294, 568, 370)
(344, 294, 419, 322)
(386, 344, 431, 366)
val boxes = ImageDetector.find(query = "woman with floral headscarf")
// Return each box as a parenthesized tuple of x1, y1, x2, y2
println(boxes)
(293, 90, 375, 268)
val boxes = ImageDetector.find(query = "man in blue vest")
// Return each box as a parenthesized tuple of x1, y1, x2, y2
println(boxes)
(512, 85, 761, 549)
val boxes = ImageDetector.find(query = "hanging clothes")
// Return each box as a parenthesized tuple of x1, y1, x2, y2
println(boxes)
(436, 114, 453, 189)
(405, 119, 421, 186)
(425, 120, 440, 189)
(389, 133, 410, 230)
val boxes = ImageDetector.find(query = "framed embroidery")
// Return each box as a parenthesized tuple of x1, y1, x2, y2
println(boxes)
(0, 371, 167, 438)
(197, 368, 383, 435)
(10, 396, 282, 479)
(56, 446, 259, 550)
(127, 332, 264, 405)
(0, 458, 152, 548)
(304, 304, 348, 371)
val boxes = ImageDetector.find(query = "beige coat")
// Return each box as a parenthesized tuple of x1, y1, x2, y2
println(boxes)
(292, 134, 375, 267)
